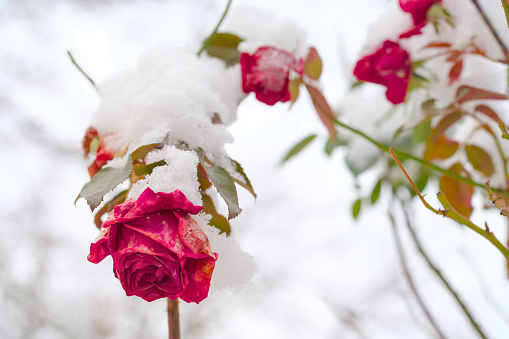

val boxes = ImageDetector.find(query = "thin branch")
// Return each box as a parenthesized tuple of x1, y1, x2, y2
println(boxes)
(167, 298, 180, 339)
(387, 208, 447, 339)
(485, 180, 509, 216)
(469, 0, 509, 62)
(332, 118, 507, 195)
(197, 0, 233, 56)
(67, 51, 96, 89)
(390, 148, 509, 262)
(397, 194, 488, 339)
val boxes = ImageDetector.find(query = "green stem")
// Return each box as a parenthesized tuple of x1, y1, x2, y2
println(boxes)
(437, 193, 509, 261)
(387, 208, 447, 339)
(390, 148, 509, 261)
(332, 118, 507, 195)
(197, 0, 233, 56)
(67, 51, 96, 89)
(397, 195, 488, 339)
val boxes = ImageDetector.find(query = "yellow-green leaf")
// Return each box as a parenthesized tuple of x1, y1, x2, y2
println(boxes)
(465, 145, 494, 177)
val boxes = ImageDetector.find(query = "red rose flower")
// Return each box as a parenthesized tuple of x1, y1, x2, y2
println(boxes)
(240, 46, 303, 106)
(82, 127, 114, 178)
(88, 187, 218, 303)
(399, 0, 441, 38)
(353, 40, 412, 104)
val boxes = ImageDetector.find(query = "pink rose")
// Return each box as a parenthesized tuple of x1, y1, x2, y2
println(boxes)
(82, 127, 114, 178)
(353, 40, 411, 104)
(399, 0, 441, 38)
(240, 46, 303, 106)
(88, 187, 218, 303)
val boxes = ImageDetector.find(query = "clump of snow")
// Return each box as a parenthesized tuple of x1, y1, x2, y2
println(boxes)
(194, 213, 257, 294)
(127, 145, 202, 206)
(91, 45, 243, 157)
(224, 4, 308, 58)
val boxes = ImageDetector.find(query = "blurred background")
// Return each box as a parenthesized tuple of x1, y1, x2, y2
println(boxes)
(1, 0, 509, 338)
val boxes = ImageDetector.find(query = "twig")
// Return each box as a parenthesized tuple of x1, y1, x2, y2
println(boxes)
(332, 118, 507, 195)
(485, 180, 509, 216)
(397, 194, 488, 339)
(197, 0, 233, 56)
(167, 298, 180, 339)
(469, 0, 509, 62)
(67, 51, 96, 89)
(390, 148, 509, 261)
(387, 209, 447, 339)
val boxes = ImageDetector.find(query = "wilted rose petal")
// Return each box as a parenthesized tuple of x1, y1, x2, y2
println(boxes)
(353, 40, 411, 104)
(240, 46, 303, 106)
(88, 187, 218, 303)
(399, 0, 441, 38)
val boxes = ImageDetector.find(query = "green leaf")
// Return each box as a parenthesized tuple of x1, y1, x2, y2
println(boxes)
(352, 199, 362, 219)
(456, 85, 507, 105)
(465, 145, 495, 177)
(204, 33, 243, 66)
(131, 141, 166, 163)
(371, 179, 382, 204)
(303, 47, 322, 80)
(324, 135, 346, 156)
(281, 134, 317, 164)
(76, 155, 133, 211)
(412, 118, 432, 144)
(230, 158, 256, 198)
(133, 160, 166, 176)
(204, 164, 241, 219)
(201, 192, 231, 235)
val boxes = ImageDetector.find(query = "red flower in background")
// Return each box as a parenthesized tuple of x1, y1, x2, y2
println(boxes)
(82, 127, 114, 178)
(353, 40, 412, 104)
(399, 0, 441, 38)
(88, 188, 218, 303)
(240, 46, 303, 106)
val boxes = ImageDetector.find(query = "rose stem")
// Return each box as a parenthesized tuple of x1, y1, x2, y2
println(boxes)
(167, 298, 180, 339)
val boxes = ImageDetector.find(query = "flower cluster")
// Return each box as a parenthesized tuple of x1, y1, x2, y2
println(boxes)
(352, 0, 445, 104)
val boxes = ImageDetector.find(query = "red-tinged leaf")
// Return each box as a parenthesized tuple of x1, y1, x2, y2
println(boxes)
(448, 59, 463, 84)
(197, 163, 213, 191)
(75, 155, 133, 211)
(446, 50, 463, 62)
(475, 104, 500, 122)
(93, 190, 128, 229)
(288, 78, 302, 104)
(201, 192, 231, 235)
(423, 42, 452, 49)
(303, 47, 322, 80)
(424, 135, 459, 160)
(428, 111, 463, 143)
(305, 84, 337, 142)
(439, 163, 474, 218)
(456, 85, 508, 105)
(465, 145, 495, 177)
